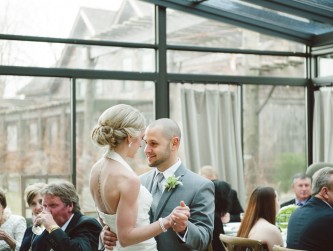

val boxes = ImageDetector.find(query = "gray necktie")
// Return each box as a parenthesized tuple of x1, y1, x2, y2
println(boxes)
(151, 172, 164, 215)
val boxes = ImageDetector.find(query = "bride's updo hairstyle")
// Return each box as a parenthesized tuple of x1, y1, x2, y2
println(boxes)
(91, 104, 145, 150)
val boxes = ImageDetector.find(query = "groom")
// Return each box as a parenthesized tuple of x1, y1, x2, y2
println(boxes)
(102, 118, 215, 251)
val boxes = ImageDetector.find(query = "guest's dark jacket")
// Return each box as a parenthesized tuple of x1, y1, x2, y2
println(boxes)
(29, 212, 101, 251)
(211, 180, 231, 251)
(20, 227, 34, 251)
(287, 197, 333, 251)
(228, 189, 244, 222)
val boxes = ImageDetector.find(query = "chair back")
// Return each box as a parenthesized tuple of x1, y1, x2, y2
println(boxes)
(219, 234, 266, 251)
(272, 245, 307, 251)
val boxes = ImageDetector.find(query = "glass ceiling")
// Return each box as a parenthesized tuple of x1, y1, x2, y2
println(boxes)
(142, 0, 333, 47)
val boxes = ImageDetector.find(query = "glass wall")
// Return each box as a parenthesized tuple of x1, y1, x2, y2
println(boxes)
(0, 76, 71, 217)
(1, 0, 325, 213)
(318, 53, 333, 77)
(0, 0, 156, 216)
(242, 85, 306, 203)
(168, 51, 305, 77)
(166, 9, 305, 52)
(0, 0, 154, 43)
(0, 77, 155, 216)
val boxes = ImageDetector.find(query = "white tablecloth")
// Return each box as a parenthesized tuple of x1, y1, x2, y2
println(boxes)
(223, 222, 241, 236)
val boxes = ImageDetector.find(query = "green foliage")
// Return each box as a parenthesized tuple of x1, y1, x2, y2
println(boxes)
(276, 204, 299, 230)
(273, 152, 306, 193)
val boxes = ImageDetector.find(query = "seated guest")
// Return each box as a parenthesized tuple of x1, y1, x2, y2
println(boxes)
(20, 182, 47, 251)
(228, 188, 244, 222)
(211, 180, 231, 251)
(199, 165, 244, 222)
(237, 186, 283, 251)
(281, 173, 311, 207)
(0, 189, 26, 251)
(199, 165, 231, 251)
(287, 166, 333, 251)
(30, 181, 102, 251)
(199, 165, 219, 181)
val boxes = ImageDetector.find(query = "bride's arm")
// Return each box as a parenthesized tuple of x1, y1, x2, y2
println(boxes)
(116, 176, 171, 247)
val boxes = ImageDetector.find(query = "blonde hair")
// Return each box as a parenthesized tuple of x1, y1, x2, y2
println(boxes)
(91, 104, 146, 150)
(199, 165, 219, 180)
(24, 183, 47, 206)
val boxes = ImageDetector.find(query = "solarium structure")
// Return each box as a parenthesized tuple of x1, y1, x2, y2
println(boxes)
(0, 0, 332, 216)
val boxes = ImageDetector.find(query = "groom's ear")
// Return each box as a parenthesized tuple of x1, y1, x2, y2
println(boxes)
(170, 136, 180, 150)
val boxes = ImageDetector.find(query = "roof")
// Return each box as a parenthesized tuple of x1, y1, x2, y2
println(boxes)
(141, 0, 333, 47)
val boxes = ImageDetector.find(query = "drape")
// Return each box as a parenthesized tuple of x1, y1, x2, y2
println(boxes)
(313, 89, 333, 163)
(178, 84, 245, 204)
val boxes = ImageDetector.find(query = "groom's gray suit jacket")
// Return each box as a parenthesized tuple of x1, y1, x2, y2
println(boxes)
(140, 164, 215, 251)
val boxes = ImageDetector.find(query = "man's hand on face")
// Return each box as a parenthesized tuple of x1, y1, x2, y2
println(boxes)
(101, 225, 117, 250)
(34, 210, 57, 231)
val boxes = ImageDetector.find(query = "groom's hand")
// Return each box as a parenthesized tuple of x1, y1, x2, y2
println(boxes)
(101, 225, 117, 250)
(172, 201, 190, 234)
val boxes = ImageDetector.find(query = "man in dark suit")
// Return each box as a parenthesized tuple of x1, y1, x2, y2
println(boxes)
(30, 181, 102, 251)
(280, 173, 312, 208)
(102, 118, 215, 251)
(287, 166, 333, 251)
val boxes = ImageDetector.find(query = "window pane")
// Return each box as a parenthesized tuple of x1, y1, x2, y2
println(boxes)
(318, 53, 333, 77)
(1, 40, 155, 71)
(167, 9, 305, 52)
(168, 51, 305, 77)
(0, 76, 71, 216)
(242, 85, 306, 203)
(0, 0, 154, 43)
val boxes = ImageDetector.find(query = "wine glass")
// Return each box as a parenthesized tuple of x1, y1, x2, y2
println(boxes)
(31, 215, 45, 235)
(32, 224, 45, 235)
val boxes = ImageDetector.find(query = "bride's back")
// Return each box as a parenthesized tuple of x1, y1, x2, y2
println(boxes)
(90, 156, 139, 215)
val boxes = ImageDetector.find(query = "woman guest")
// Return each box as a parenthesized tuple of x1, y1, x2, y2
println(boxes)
(237, 186, 283, 251)
(90, 104, 189, 251)
(19, 183, 47, 251)
(0, 189, 26, 251)
(211, 180, 231, 251)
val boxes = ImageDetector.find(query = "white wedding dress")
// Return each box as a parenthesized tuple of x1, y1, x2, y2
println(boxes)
(98, 150, 157, 251)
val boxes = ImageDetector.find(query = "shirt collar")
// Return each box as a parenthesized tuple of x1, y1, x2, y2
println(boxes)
(61, 213, 74, 231)
(295, 197, 309, 205)
(155, 159, 181, 180)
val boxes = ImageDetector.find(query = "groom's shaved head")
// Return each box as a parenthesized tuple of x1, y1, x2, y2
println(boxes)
(147, 118, 181, 141)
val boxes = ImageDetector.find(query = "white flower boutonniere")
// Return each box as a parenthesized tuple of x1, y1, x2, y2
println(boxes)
(165, 175, 183, 191)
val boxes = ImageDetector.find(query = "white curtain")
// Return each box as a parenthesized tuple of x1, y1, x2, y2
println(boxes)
(313, 89, 333, 163)
(178, 84, 245, 204)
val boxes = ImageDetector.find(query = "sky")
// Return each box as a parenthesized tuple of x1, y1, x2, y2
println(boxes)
(0, 0, 123, 97)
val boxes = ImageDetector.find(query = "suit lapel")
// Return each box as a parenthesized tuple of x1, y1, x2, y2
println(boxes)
(141, 170, 156, 193)
(64, 212, 81, 234)
(154, 165, 186, 220)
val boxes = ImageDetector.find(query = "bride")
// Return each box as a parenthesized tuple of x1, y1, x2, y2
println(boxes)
(89, 104, 189, 251)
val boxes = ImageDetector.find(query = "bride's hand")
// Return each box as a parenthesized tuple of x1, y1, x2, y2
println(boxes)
(171, 201, 190, 233)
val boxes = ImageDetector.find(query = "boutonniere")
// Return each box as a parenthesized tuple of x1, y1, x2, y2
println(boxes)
(165, 175, 183, 191)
